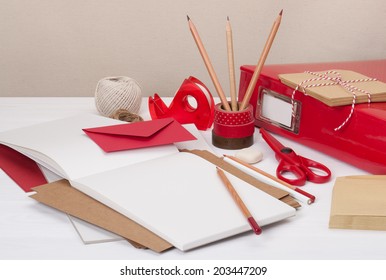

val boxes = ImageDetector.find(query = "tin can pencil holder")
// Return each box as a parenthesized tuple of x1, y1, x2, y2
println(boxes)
(212, 102, 255, 149)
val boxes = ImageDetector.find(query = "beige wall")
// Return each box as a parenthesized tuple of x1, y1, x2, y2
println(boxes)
(1, 0, 386, 97)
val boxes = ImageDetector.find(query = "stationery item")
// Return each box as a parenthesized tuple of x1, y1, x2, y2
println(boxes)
(279, 70, 386, 107)
(187, 15, 231, 111)
(223, 154, 315, 205)
(83, 117, 196, 152)
(0, 113, 179, 180)
(72, 152, 296, 251)
(0, 143, 133, 245)
(238, 59, 386, 174)
(0, 144, 47, 192)
(216, 167, 262, 235)
(30, 179, 172, 252)
(0, 113, 295, 251)
(279, 70, 386, 131)
(329, 175, 386, 231)
(234, 146, 263, 164)
(68, 215, 125, 245)
(226, 17, 238, 111)
(174, 124, 215, 152)
(95, 76, 142, 117)
(110, 109, 143, 123)
(182, 149, 301, 209)
(260, 128, 331, 186)
(148, 76, 215, 130)
(212, 102, 255, 149)
(239, 10, 283, 111)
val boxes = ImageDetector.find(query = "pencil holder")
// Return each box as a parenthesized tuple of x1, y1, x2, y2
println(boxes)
(212, 102, 255, 149)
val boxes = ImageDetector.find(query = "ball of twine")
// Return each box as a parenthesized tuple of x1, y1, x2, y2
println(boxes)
(95, 76, 142, 117)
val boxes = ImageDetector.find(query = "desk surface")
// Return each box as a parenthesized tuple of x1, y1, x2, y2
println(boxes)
(0, 97, 384, 260)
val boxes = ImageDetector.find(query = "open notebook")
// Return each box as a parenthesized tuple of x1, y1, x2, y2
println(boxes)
(0, 114, 179, 181)
(0, 114, 295, 251)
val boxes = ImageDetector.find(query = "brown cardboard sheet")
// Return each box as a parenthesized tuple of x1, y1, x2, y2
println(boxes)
(30, 179, 172, 253)
(181, 150, 300, 209)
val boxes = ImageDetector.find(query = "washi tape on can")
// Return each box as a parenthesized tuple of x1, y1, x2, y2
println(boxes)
(212, 103, 255, 149)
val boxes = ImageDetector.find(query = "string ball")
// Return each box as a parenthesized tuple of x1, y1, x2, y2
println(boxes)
(95, 76, 142, 117)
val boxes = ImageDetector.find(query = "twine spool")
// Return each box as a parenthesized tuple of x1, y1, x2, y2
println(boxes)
(95, 76, 142, 117)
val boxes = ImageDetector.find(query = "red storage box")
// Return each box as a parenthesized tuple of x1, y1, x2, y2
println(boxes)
(238, 60, 386, 174)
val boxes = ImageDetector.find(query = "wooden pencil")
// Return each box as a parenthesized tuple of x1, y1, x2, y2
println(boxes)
(216, 167, 262, 235)
(226, 16, 238, 111)
(187, 15, 231, 111)
(239, 10, 283, 111)
(223, 154, 316, 204)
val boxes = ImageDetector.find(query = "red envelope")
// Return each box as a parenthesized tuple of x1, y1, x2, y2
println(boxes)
(82, 118, 197, 152)
(0, 144, 48, 192)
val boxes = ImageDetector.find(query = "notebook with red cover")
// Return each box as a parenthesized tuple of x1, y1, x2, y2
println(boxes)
(0, 144, 47, 192)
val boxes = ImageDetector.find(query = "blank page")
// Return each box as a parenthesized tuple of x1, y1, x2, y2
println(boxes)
(72, 152, 296, 251)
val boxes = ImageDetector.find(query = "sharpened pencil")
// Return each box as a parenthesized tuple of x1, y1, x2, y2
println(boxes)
(216, 167, 262, 235)
(223, 154, 316, 204)
(187, 15, 231, 111)
(226, 16, 238, 111)
(239, 10, 283, 111)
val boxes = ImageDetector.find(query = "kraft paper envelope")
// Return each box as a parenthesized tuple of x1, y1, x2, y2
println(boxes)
(83, 117, 196, 152)
(0, 144, 47, 192)
(329, 175, 386, 231)
(30, 179, 172, 252)
(279, 70, 386, 107)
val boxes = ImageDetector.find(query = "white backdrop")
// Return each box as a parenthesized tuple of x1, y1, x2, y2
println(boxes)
(1, 0, 385, 97)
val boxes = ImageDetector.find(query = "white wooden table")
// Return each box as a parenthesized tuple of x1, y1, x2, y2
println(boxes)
(1, 97, 385, 260)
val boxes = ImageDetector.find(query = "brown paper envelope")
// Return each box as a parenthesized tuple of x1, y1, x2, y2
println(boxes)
(329, 175, 386, 231)
(279, 70, 386, 107)
(341, 175, 386, 181)
(30, 179, 173, 253)
(181, 150, 300, 209)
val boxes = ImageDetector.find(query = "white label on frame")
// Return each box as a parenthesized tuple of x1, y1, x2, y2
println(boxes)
(257, 88, 300, 133)
(261, 93, 293, 128)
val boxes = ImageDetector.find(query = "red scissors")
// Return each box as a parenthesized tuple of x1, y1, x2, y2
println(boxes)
(260, 128, 331, 186)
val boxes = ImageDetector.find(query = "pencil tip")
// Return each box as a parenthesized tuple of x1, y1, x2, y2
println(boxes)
(227, 16, 229, 21)
(187, 15, 190, 21)
(279, 9, 283, 16)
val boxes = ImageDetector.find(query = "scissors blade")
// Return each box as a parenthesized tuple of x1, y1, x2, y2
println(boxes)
(260, 128, 303, 166)
(260, 128, 286, 154)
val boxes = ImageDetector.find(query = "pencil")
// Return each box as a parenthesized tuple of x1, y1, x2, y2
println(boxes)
(223, 154, 316, 204)
(226, 16, 238, 111)
(239, 10, 283, 111)
(187, 15, 232, 111)
(216, 167, 262, 235)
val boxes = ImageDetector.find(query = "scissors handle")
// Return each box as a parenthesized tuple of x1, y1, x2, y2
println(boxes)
(276, 160, 307, 186)
(276, 156, 332, 186)
(299, 156, 331, 184)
